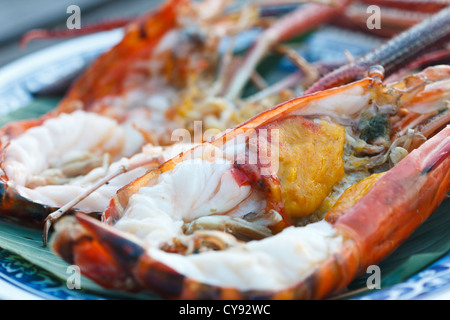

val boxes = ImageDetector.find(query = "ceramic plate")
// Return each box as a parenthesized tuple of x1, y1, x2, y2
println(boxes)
(0, 27, 449, 300)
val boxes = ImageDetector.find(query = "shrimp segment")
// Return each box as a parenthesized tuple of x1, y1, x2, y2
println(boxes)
(49, 66, 450, 299)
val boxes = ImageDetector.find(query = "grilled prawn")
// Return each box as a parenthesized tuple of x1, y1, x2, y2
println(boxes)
(50, 65, 450, 299)
(0, 109, 197, 228)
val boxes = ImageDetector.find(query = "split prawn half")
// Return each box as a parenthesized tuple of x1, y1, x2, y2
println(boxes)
(50, 65, 450, 299)
(0, 108, 197, 230)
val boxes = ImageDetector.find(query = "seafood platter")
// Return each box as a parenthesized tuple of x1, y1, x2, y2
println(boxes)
(0, 0, 449, 300)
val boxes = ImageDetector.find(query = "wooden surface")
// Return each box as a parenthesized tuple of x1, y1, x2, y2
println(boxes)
(0, 0, 163, 68)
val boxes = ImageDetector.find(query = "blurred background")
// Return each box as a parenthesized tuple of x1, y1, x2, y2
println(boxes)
(0, 0, 164, 67)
